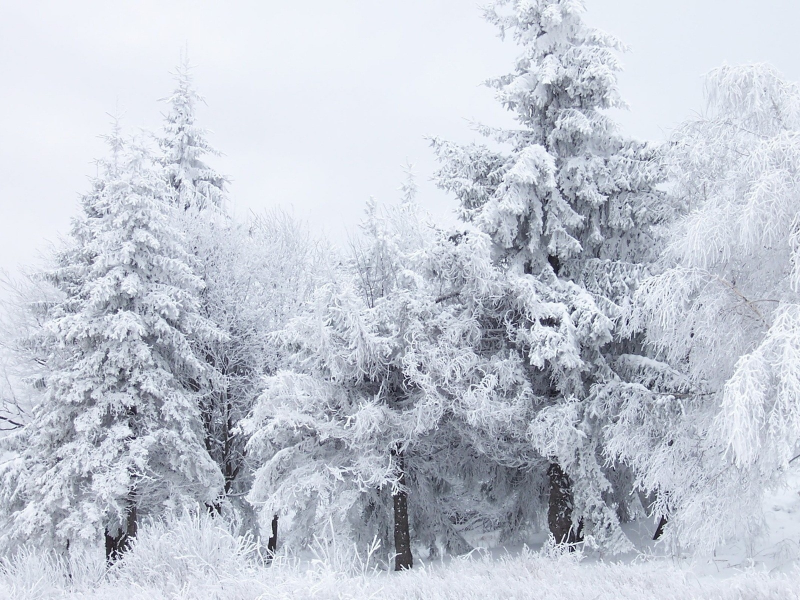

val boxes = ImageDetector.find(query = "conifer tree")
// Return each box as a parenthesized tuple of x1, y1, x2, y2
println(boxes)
(0, 122, 223, 558)
(246, 192, 523, 568)
(159, 56, 227, 212)
(432, 0, 666, 550)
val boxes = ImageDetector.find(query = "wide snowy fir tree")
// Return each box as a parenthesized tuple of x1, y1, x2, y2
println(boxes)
(245, 195, 462, 571)
(432, 0, 669, 551)
(0, 122, 223, 559)
(245, 180, 558, 568)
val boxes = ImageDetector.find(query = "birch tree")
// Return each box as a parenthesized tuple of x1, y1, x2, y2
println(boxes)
(613, 64, 800, 551)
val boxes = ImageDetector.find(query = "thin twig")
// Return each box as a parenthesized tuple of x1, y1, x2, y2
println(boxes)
(0, 414, 24, 428)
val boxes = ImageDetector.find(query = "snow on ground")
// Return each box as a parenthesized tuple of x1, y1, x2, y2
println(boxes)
(1, 470, 798, 600)
(1, 547, 797, 600)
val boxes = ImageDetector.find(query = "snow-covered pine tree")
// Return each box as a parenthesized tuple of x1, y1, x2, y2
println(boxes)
(0, 121, 223, 559)
(431, 0, 666, 551)
(159, 55, 227, 212)
(246, 189, 532, 568)
(613, 64, 800, 551)
(246, 197, 429, 570)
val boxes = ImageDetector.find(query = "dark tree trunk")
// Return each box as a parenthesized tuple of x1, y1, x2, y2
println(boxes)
(392, 447, 413, 571)
(206, 392, 241, 517)
(637, 490, 668, 540)
(653, 515, 667, 540)
(267, 514, 279, 556)
(547, 254, 561, 275)
(105, 502, 137, 564)
(547, 463, 582, 545)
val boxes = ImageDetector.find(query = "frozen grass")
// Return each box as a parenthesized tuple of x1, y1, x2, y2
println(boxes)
(0, 512, 798, 600)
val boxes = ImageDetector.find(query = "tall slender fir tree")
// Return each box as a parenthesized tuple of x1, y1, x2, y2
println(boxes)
(0, 122, 223, 559)
(159, 55, 227, 212)
(432, 0, 667, 550)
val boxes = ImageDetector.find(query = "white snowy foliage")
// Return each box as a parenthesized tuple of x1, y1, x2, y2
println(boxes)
(247, 192, 571, 554)
(435, 0, 666, 277)
(431, 0, 669, 552)
(621, 64, 800, 550)
(0, 125, 223, 551)
(246, 199, 474, 552)
(176, 204, 325, 526)
(3, 522, 800, 600)
(159, 56, 227, 212)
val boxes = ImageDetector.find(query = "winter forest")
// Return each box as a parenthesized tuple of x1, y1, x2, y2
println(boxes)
(1, 1, 799, 598)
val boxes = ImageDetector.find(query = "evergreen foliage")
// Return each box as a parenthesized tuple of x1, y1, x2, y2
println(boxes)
(159, 56, 227, 212)
(245, 197, 483, 565)
(0, 123, 223, 553)
(432, 0, 668, 551)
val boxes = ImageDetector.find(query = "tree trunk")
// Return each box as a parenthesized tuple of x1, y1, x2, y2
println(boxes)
(105, 501, 137, 564)
(392, 447, 413, 571)
(653, 515, 667, 540)
(547, 463, 581, 545)
(637, 489, 667, 540)
(267, 514, 278, 556)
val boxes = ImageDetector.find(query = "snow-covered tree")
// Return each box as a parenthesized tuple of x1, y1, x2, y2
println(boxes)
(246, 197, 431, 570)
(0, 123, 223, 558)
(431, 0, 667, 551)
(247, 189, 541, 568)
(612, 64, 800, 551)
(178, 207, 326, 528)
(159, 56, 227, 212)
(0, 269, 61, 434)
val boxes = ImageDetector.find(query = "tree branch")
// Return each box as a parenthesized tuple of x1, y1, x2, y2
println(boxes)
(435, 290, 461, 304)
(0, 414, 24, 429)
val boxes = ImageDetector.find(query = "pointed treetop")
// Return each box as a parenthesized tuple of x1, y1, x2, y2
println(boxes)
(434, 0, 663, 276)
(97, 110, 126, 177)
(399, 161, 418, 206)
(159, 54, 228, 212)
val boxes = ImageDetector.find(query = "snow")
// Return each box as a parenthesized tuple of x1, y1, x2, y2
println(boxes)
(3, 0, 800, 592)
(1, 472, 798, 599)
(0, 524, 797, 599)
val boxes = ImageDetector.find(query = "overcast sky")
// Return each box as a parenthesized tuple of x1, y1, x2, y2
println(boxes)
(2, 0, 800, 277)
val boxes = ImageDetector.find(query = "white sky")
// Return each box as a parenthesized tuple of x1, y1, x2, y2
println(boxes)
(2, 0, 799, 276)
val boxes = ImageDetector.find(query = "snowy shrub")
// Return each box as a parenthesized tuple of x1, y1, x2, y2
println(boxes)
(108, 509, 266, 592)
(0, 548, 69, 600)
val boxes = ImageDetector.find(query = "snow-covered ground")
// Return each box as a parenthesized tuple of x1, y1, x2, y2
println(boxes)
(2, 472, 798, 600)
(1, 546, 797, 600)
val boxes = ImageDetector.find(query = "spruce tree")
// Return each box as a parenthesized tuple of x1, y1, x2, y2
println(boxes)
(0, 122, 223, 558)
(159, 56, 227, 212)
(432, 0, 666, 550)
(246, 194, 514, 568)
